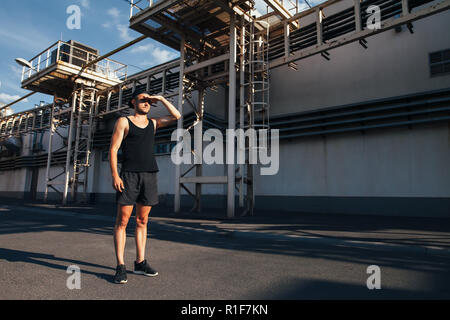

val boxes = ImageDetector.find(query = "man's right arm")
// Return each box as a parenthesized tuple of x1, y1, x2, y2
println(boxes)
(109, 117, 127, 192)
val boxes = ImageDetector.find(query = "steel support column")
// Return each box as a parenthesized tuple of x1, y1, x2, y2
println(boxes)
(62, 92, 77, 205)
(227, 14, 237, 218)
(174, 35, 185, 213)
(43, 95, 56, 203)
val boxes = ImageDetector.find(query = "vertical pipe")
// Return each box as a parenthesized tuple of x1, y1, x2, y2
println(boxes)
(354, 0, 362, 32)
(174, 36, 185, 213)
(316, 8, 323, 46)
(106, 90, 112, 112)
(195, 88, 204, 212)
(44, 96, 56, 203)
(284, 21, 290, 59)
(162, 70, 167, 95)
(71, 87, 84, 202)
(56, 41, 61, 64)
(130, 0, 134, 19)
(239, 17, 245, 208)
(28, 61, 32, 78)
(146, 75, 151, 92)
(32, 110, 36, 131)
(118, 86, 123, 109)
(402, 0, 409, 16)
(63, 91, 78, 205)
(83, 90, 96, 202)
(227, 14, 237, 218)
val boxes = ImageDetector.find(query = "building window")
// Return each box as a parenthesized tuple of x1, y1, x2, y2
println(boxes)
(429, 49, 450, 77)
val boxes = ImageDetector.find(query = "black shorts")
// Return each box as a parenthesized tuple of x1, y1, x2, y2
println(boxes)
(116, 171, 159, 206)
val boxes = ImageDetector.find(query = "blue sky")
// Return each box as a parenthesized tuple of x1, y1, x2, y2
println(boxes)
(0, 0, 323, 114)
(0, 0, 179, 113)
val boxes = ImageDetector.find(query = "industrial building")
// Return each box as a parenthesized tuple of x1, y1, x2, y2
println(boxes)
(1, 0, 450, 217)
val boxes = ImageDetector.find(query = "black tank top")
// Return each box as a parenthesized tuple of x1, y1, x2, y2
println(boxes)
(121, 117, 159, 172)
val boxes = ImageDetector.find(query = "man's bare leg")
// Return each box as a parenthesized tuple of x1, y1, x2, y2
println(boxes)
(135, 203, 152, 263)
(114, 204, 134, 266)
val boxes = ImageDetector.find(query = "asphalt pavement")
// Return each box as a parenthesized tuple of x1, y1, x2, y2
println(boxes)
(2, 199, 449, 258)
(1, 199, 450, 300)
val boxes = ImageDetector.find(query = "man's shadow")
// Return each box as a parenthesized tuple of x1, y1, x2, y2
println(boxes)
(0, 248, 117, 284)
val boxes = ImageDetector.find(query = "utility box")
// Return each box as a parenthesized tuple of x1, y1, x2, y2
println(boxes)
(51, 40, 99, 71)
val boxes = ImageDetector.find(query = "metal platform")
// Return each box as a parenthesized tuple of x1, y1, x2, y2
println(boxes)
(129, 0, 259, 57)
(20, 40, 127, 99)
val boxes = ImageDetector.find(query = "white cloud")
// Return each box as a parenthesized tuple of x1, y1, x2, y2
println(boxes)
(102, 8, 135, 42)
(138, 47, 178, 66)
(152, 47, 178, 64)
(80, 0, 90, 8)
(130, 44, 154, 53)
(117, 24, 133, 42)
(130, 40, 178, 64)
(9, 65, 23, 79)
(107, 7, 120, 19)
(0, 93, 28, 104)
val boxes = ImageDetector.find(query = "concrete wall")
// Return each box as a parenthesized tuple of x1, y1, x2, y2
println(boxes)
(254, 122, 450, 198)
(0, 168, 28, 196)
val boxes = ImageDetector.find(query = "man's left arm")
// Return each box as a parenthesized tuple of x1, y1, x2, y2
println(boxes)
(151, 96, 181, 130)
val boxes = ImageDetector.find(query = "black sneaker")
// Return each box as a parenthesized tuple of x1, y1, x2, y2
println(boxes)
(114, 264, 128, 284)
(134, 259, 158, 277)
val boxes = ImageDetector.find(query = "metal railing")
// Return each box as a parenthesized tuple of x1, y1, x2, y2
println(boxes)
(21, 40, 128, 83)
(129, 0, 163, 18)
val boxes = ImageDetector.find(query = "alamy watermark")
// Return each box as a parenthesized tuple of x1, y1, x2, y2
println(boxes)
(366, 265, 381, 290)
(66, 265, 81, 290)
(171, 127, 279, 175)
(66, 5, 81, 30)
(366, 6, 381, 30)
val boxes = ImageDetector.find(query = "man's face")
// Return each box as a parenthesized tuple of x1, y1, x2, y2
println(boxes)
(133, 94, 153, 115)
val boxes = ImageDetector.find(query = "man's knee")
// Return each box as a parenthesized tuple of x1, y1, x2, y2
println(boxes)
(115, 207, 133, 229)
(135, 215, 148, 227)
(115, 216, 130, 229)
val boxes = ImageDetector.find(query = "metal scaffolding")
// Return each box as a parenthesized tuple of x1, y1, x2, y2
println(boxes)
(1, 40, 127, 204)
(125, 0, 450, 217)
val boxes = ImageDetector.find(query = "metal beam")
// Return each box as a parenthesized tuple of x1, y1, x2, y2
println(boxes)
(269, 0, 450, 69)
(130, 23, 180, 51)
(180, 176, 228, 184)
(184, 53, 230, 74)
(263, 0, 299, 28)
(129, 0, 184, 26)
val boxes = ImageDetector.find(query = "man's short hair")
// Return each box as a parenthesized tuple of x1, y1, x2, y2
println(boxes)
(128, 89, 151, 108)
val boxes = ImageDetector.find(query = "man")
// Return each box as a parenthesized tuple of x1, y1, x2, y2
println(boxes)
(109, 90, 181, 284)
